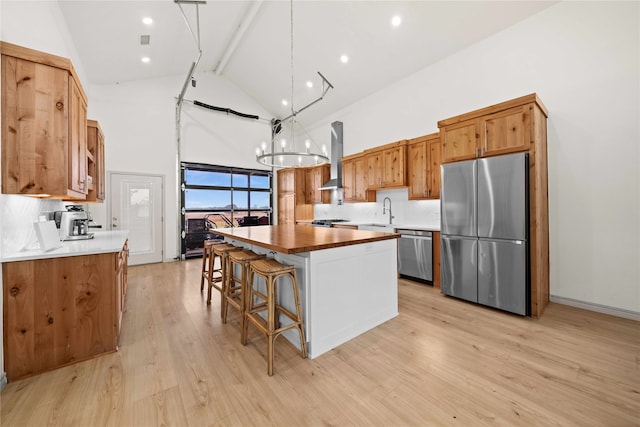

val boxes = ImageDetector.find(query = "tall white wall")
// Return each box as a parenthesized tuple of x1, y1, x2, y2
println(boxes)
(86, 72, 273, 260)
(306, 1, 640, 314)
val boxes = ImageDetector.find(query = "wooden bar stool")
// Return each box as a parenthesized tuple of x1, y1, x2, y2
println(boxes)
(224, 250, 266, 327)
(208, 243, 243, 307)
(243, 258, 307, 376)
(200, 239, 224, 292)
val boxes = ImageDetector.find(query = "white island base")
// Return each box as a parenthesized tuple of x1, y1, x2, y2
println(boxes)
(224, 237, 398, 359)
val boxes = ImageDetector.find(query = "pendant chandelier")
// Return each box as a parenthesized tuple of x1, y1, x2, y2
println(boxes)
(255, 0, 333, 168)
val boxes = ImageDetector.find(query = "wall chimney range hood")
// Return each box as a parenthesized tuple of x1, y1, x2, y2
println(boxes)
(320, 121, 343, 190)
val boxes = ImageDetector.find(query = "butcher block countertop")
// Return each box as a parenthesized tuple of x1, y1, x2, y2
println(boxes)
(214, 224, 399, 254)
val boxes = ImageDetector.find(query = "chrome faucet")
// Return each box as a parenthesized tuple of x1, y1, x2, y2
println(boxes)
(382, 197, 394, 224)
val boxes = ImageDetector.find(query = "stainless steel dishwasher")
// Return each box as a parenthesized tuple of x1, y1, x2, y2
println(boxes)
(397, 229, 433, 282)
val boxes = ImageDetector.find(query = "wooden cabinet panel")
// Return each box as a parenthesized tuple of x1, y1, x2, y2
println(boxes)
(482, 105, 530, 157)
(1, 55, 69, 195)
(3, 252, 119, 381)
(68, 76, 87, 195)
(366, 141, 407, 189)
(277, 194, 295, 225)
(342, 154, 375, 203)
(427, 137, 441, 199)
(305, 164, 330, 204)
(1, 42, 88, 199)
(382, 145, 406, 187)
(407, 133, 440, 200)
(441, 119, 478, 163)
(86, 119, 105, 202)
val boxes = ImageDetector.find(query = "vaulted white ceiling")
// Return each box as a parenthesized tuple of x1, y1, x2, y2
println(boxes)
(58, 0, 557, 126)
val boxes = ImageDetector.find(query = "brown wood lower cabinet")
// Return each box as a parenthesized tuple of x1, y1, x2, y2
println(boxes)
(2, 241, 128, 381)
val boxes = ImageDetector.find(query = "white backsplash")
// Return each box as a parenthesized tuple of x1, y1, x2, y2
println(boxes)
(314, 188, 440, 228)
(0, 195, 65, 257)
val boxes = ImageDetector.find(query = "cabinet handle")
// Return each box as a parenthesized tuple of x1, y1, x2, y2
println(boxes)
(481, 147, 485, 156)
(475, 148, 479, 157)
(55, 101, 64, 110)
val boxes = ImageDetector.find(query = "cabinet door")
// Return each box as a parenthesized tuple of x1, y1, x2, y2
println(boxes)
(366, 151, 383, 188)
(426, 138, 441, 199)
(96, 132, 105, 201)
(342, 158, 355, 201)
(382, 145, 406, 187)
(441, 119, 478, 163)
(407, 139, 427, 200)
(354, 156, 370, 201)
(482, 105, 530, 157)
(68, 76, 88, 196)
(1, 56, 69, 195)
(277, 169, 295, 194)
(278, 194, 295, 225)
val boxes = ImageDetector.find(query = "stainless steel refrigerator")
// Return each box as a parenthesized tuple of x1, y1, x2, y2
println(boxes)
(440, 153, 530, 316)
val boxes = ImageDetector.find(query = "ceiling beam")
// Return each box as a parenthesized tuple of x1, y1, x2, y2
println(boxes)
(214, 0, 263, 75)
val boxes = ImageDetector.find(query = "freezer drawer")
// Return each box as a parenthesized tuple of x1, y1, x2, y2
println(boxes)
(478, 239, 529, 316)
(441, 235, 477, 303)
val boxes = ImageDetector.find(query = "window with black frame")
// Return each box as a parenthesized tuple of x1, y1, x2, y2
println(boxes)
(181, 162, 272, 258)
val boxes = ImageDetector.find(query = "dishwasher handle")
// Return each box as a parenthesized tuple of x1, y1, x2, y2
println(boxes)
(396, 229, 433, 239)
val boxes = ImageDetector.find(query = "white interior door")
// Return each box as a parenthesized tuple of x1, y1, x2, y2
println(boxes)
(109, 172, 164, 265)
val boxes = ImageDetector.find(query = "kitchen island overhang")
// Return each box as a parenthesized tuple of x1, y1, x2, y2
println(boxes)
(213, 225, 400, 359)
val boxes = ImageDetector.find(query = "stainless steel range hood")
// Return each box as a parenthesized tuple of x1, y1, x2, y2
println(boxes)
(320, 121, 343, 190)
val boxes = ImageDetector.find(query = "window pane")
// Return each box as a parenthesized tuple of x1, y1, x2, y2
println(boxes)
(250, 191, 270, 209)
(233, 190, 248, 209)
(250, 174, 270, 189)
(232, 173, 248, 188)
(185, 189, 231, 209)
(185, 170, 231, 186)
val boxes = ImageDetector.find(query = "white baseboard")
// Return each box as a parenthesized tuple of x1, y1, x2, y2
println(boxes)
(550, 295, 640, 321)
(0, 372, 7, 391)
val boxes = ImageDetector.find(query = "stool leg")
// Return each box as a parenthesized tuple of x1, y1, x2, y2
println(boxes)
(200, 246, 208, 291)
(221, 253, 229, 322)
(290, 269, 307, 359)
(242, 269, 257, 346)
(206, 251, 216, 304)
(267, 274, 276, 376)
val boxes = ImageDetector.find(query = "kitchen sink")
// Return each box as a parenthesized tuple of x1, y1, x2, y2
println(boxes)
(358, 223, 396, 232)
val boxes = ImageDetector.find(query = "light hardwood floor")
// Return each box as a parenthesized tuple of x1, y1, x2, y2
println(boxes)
(1, 259, 638, 426)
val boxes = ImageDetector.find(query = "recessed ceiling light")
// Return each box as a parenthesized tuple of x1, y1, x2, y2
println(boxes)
(141, 56, 150, 63)
(142, 17, 153, 25)
(282, 99, 288, 106)
(340, 55, 349, 64)
(306, 81, 313, 88)
(391, 15, 401, 27)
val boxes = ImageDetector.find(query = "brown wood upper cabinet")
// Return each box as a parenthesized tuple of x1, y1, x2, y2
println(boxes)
(439, 95, 542, 163)
(305, 164, 331, 204)
(1, 42, 89, 199)
(86, 120, 105, 202)
(342, 153, 375, 203)
(407, 132, 441, 200)
(277, 168, 311, 225)
(365, 140, 407, 189)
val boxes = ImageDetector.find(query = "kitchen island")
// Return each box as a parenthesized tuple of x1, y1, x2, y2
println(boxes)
(214, 225, 400, 358)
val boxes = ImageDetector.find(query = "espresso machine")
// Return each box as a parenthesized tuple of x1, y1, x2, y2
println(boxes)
(55, 206, 94, 241)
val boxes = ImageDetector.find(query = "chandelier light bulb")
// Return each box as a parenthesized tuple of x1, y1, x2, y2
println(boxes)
(281, 138, 287, 151)
(255, 147, 261, 156)
(261, 141, 267, 153)
(305, 139, 311, 152)
(322, 144, 327, 155)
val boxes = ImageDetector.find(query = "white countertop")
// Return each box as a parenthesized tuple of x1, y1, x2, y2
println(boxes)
(1, 231, 129, 262)
(338, 221, 440, 232)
